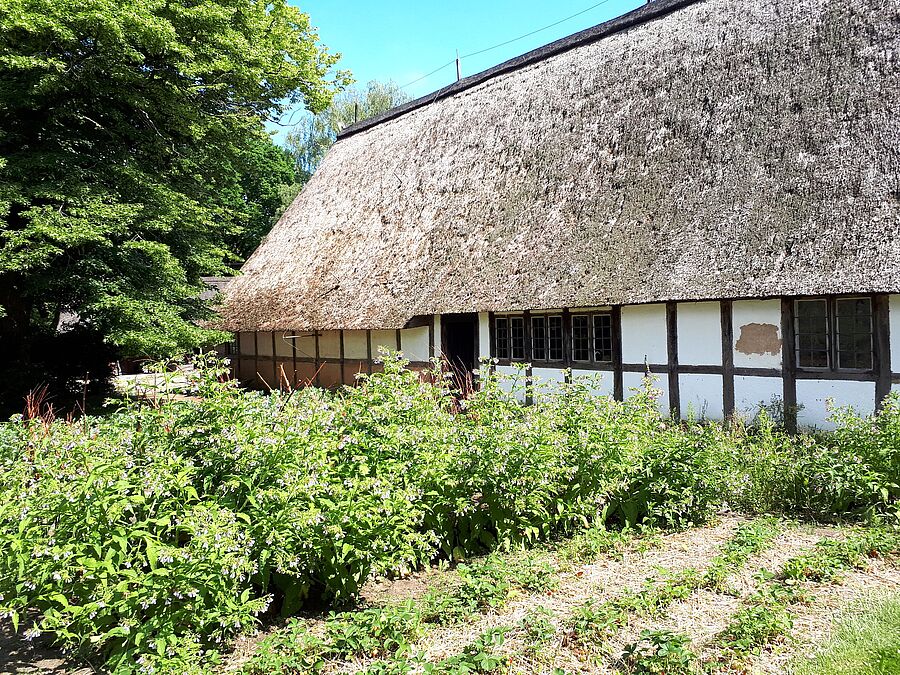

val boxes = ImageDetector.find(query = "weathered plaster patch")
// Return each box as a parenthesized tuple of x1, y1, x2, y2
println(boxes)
(735, 323, 781, 356)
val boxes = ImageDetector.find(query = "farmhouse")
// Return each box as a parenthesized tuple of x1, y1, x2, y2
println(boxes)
(217, 0, 900, 428)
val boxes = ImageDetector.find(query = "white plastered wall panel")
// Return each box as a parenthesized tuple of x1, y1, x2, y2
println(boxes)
(274, 332, 294, 358)
(257, 331, 274, 357)
(572, 369, 614, 396)
(679, 373, 724, 420)
(732, 300, 783, 370)
(532, 367, 566, 402)
(890, 295, 900, 374)
(478, 312, 491, 361)
(433, 315, 443, 358)
(318, 330, 341, 359)
(733, 375, 784, 420)
(400, 326, 430, 362)
(621, 304, 668, 365)
(623, 371, 670, 416)
(292, 331, 317, 360)
(532, 367, 567, 386)
(343, 330, 369, 359)
(239, 332, 256, 356)
(370, 330, 398, 356)
(677, 302, 721, 366)
(796, 380, 876, 430)
(495, 364, 527, 400)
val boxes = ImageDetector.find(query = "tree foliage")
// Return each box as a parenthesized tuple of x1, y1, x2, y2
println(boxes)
(285, 80, 411, 181)
(0, 0, 348, 396)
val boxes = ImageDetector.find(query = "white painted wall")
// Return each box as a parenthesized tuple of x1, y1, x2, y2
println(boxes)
(478, 312, 491, 361)
(274, 332, 294, 358)
(370, 330, 397, 357)
(343, 331, 368, 359)
(531, 367, 567, 400)
(733, 375, 784, 420)
(319, 330, 341, 359)
(572, 369, 614, 396)
(890, 295, 900, 374)
(623, 371, 670, 416)
(621, 304, 668, 365)
(677, 302, 721, 366)
(532, 367, 567, 385)
(495, 364, 527, 400)
(732, 300, 782, 369)
(291, 331, 316, 359)
(433, 314, 442, 358)
(679, 373, 724, 420)
(400, 326, 430, 362)
(796, 380, 876, 430)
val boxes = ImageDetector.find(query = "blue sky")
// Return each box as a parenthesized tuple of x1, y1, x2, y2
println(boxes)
(274, 0, 644, 135)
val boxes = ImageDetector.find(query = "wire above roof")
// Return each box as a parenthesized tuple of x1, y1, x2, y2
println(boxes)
(338, 0, 701, 140)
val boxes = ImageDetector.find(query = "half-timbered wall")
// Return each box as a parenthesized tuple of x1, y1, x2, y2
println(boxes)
(232, 326, 435, 390)
(486, 294, 898, 429)
(230, 294, 899, 430)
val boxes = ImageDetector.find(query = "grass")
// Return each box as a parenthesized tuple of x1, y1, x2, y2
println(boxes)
(706, 530, 900, 669)
(792, 593, 900, 675)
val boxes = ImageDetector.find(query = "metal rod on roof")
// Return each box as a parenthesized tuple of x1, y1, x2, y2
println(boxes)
(456, 50, 461, 81)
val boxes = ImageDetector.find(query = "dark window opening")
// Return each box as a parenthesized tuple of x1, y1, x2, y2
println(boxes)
(572, 315, 590, 362)
(495, 317, 509, 360)
(510, 317, 526, 360)
(796, 299, 829, 368)
(795, 297, 872, 371)
(548, 316, 564, 361)
(593, 314, 613, 363)
(494, 311, 613, 365)
(531, 316, 547, 361)
(836, 298, 873, 370)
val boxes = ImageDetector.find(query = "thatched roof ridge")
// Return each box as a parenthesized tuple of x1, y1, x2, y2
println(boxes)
(338, 0, 702, 141)
(219, 0, 900, 332)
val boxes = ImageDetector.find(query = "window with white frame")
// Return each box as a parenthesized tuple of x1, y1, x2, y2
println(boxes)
(494, 311, 613, 365)
(531, 314, 564, 362)
(571, 312, 613, 364)
(494, 315, 526, 361)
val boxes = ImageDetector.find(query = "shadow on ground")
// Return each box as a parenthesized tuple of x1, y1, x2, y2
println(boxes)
(0, 622, 91, 675)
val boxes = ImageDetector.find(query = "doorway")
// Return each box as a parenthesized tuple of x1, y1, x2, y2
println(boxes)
(441, 313, 478, 385)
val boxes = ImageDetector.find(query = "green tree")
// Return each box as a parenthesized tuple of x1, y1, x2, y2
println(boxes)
(224, 137, 303, 263)
(0, 0, 349, 396)
(286, 79, 411, 181)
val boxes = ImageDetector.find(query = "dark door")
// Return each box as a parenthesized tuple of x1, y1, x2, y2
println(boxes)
(441, 313, 478, 376)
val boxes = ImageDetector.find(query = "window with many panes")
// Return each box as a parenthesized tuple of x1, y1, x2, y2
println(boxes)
(572, 312, 613, 364)
(494, 315, 526, 361)
(495, 311, 614, 364)
(795, 298, 872, 371)
(572, 315, 590, 361)
(531, 315, 564, 362)
(593, 314, 613, 363)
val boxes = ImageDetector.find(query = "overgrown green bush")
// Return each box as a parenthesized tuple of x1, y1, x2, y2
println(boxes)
(716, 398, 900, 520)
(0, 353, 897, 673)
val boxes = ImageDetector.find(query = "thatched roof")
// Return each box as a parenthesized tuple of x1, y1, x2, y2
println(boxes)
(218, 0, 900, 331)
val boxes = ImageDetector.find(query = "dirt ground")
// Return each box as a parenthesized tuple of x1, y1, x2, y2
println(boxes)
(3, 516, 898, 675)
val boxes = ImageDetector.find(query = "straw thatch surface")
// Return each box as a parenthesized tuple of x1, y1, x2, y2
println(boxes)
(219, 0, 900, 331)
